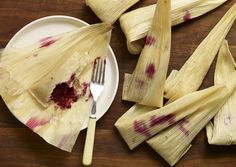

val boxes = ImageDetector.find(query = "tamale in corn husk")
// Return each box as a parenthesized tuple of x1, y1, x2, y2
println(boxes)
(122, 0, 171, 107)
(164, 3, 236, 103)
(120, 0, 228, 54)
(85, 0, 140, 24)
(116, 84, 227, 149)
(0, 23, 112, 152)
(147, 41, 236, 166)
(206, 40, 236, 145)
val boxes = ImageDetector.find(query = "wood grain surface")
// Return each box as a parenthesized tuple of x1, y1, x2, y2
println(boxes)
(0, 0, 236, 167)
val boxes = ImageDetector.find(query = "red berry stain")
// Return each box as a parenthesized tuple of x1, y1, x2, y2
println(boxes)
(183, 10, 191, 22)
(135, 78, 145, 87)
(26, 117, 49, 130)
(145, 64, 155, 79)
(81, 82, 89, 96)
(178, 119, 189, 136)
(134, 120, 151, 137)
(145, 36, 156, 46)
(67, 73, 76, 85)
(150, 114, 175, 127)
(50, 82, 78, 109)
(39, 37, 57, 48)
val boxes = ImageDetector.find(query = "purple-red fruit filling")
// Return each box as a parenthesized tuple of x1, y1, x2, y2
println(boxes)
(50, 82, 78, 109)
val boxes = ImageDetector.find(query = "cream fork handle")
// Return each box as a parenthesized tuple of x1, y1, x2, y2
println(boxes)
(82, 115, 96, 166)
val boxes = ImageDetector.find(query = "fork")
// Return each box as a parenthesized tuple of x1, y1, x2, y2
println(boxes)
(82, 58, 106, 166)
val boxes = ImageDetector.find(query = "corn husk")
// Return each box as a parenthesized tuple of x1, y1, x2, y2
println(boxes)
(115, 84, 227, 150)
(164, 3, 236, 103)
(122, 0, 171, 107)
(146, 43, 236, 166)
(0, 24, 112, 97)
(30, 29, 111, 107)
(0, 23, 112, 152)
(206, 40, 236, 145)
(120, 0, 228, 54)
(85, 0, 140, 24)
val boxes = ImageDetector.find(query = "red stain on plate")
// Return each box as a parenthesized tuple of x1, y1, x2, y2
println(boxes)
(39, 37, 57, 48)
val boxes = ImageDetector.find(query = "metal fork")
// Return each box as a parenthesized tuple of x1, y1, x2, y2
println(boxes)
(82, 58, 106, 166)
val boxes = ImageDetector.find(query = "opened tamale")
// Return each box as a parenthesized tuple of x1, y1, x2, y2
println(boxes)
(0, 23, 112, 152)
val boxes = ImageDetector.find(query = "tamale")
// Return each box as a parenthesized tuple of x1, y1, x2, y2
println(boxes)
(120, 0, 228, 54)
(206, 40, 236, 145)
(116, 84, 227, 149)
(147, 42, 236, 166)
(85, 0, 140, 24)
(164, 3, 236, 103)
(122, 0, 171, 107)
(0, 23, 112, 152)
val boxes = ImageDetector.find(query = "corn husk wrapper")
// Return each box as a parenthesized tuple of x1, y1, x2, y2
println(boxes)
(85, 0, 140, 24)
(206, 40, 236, 145)
(146, 41, 236, 166)
(0, 23, 112, 152)
(0, 24, 112, 97)
(147, 41, 236, 166)
(30, 27, 111, 107)
(120, 0, 228, 54)
(164, 3, 236, 103)
(122, 0, 171, 107)
(115, 84, 227, 149)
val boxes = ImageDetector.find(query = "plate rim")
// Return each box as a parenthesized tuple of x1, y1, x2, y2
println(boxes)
(4, 15, 119, 129)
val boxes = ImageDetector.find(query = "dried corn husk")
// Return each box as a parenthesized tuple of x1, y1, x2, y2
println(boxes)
(146, 41, 236, 166)
(0, 24, 112, 97)
(122, 0, 171, 107)
(30, 29, 111, 107)
(146, 77, 236, 164)
(85, 0, 140, 24)
(120, 0, 228, 54)
(0, 23, 112, 152)
(206, 40, 236, 145)
(164, 3, 236, 103)
(115, 84, 227, 149)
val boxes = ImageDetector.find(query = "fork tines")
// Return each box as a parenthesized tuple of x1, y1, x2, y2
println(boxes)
(91, 58, 106, 84)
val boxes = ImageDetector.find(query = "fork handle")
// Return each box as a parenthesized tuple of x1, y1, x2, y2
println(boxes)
(82, 115, 96, 166)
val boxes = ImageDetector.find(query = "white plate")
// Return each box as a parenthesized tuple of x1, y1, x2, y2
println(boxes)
(5, 15, 119, 129)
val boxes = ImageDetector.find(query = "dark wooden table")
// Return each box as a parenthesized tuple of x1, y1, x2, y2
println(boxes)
(0, 0, 236, 167)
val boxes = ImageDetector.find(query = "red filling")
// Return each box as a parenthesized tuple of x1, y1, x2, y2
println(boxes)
(50, 82, 78, 109)
(145, 64, 155, 79)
